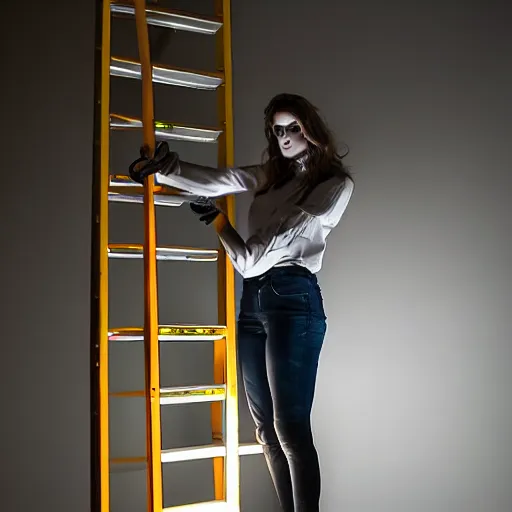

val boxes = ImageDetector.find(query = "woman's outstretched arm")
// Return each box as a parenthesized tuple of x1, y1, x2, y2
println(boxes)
(156, 160, 265, 197)
(129, 141, 266, 197)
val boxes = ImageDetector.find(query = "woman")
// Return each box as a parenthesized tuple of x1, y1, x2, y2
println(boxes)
(129, 93, 355, 511)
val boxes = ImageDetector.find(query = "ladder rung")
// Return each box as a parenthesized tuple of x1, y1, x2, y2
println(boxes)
(164, 501, 227, 512)
(160, 384, 226, 405)
(108, 244, 218, 262)
(161, 443, 224, 463)
(108, 190, 185, 207)
(109, 385, 226, 405)
(111, 57, 224, 90)
(111, 2, 223, 35)
(108, 174, 190, 207)
(239, 442, 264, 456)
(108, 325, 227, 342)
(109, 443, 263, 472)
(110, 114, 222, 143)
(161, 442, 264, 463)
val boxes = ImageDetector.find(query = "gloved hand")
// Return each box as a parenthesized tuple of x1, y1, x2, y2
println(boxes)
(128, 141, 179, 184)
(190, 196, 221, 225)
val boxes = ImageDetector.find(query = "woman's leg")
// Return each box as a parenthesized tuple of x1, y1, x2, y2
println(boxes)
(261, 271, 327, 511)
(238, 281, 295, 511)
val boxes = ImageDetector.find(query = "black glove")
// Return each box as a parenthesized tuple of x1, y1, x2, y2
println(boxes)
(128, 141, 179, 184)
(190, 197, 220, 225)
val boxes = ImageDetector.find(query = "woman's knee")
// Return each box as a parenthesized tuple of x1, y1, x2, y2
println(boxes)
(274, 419, 314, 447)
(255, 423, 280, 447)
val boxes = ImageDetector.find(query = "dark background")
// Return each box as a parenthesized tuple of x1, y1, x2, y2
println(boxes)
(2, 1, 511, 511)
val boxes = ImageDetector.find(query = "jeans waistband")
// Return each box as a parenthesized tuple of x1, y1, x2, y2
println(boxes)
(243, 265, 315, 284)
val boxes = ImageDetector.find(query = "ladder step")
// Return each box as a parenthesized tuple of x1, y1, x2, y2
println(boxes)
(160, 384, 226, 405)
(161, 443, 224, 463)
(239, 442, 264, 456)
(108, 244, 218, 262)
(161, 442, 264, 463)
(111, 2, 222, 35)
(108, 325, 227, 342)
(164, 501, 227, 512)
(108, 174, 191, 207)
(110, 443, 263, 471)
(110, 114, 222, 143)
(110, 385, 226, 405)
(111, 57, 224, 90)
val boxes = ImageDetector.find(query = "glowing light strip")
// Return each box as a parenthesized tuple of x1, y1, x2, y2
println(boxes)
(107, 244, 219, 262)
(110, 3, 222, 35)
(109, 385, 226, 405)
(110, 58, 223, 90)
(109, 442, 263, 469)
(110, 113, 222, 143)
(108, 325, 226, 342)
(163, 501, 227, 511)
(161, 444, 225, 463)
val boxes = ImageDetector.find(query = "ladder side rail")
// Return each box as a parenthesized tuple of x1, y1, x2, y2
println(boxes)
(214, 0, 240, 509)
(133, 1, 163, 512)
(91, 1, 112, 511)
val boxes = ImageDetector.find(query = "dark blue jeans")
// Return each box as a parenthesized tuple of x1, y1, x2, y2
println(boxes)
(238, 266, 327, 512)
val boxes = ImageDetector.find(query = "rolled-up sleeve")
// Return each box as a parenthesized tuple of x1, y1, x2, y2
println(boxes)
(155, 161, 266, 197)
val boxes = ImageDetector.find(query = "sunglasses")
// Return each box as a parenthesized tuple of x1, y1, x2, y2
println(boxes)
(272, 122, 302, 138)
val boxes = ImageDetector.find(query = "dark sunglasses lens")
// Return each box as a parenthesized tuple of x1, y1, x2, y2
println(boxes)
(273, 126, 285, 137)
(273, 123, 302, 138)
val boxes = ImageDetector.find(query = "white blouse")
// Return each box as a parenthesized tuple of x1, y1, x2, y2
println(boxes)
(154, 160, 354, 279)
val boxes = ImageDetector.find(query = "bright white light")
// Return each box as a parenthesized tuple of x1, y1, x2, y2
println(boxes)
(161, 444, 225, 463)
(163, 500, 228, 511)
(110, 4, 222, 35)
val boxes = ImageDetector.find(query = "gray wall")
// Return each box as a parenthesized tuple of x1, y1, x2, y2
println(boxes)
(2, 1, 94, 512)
(231, 1, 512, 511)
(2, 0, 512, 512)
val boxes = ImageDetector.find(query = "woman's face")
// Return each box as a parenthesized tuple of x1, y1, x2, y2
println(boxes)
(272, 111, 308, 159)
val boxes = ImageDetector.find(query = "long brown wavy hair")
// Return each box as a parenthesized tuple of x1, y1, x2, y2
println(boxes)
(257, 93, 353, 197)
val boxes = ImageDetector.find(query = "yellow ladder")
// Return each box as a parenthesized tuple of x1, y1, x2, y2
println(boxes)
(91, 1, 260, 511)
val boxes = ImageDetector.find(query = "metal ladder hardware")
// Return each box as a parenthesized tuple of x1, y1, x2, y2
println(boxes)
(110, 57, 225, 90)
(110, 384, 226, 404)
(92, 1, 261, 512)
(108, 174, 188, 207)
(109, 441, 262, 466)
(107, 244, 219, 262)
(110, 2, 223, 35)
(164, 501, 229, 512)
(110, 113, 223, 142)
(108, 326, 227, 342)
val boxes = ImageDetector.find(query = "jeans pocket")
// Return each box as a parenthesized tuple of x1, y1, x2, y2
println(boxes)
(260, 275, 310, 315)
(269, 274, 310, 298)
